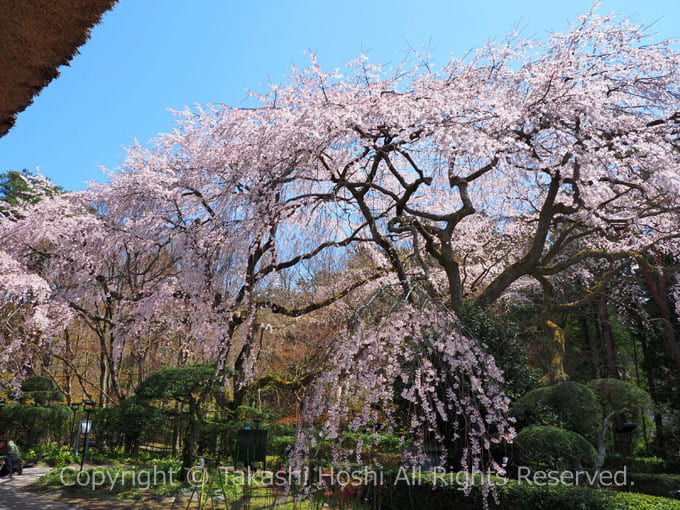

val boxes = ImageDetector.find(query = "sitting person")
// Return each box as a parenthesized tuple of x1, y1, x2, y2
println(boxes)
(0, 438, 5, 477)
(3, 438, 21, 478)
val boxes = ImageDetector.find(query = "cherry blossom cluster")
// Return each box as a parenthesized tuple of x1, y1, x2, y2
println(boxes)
(292, 299, 513, 483)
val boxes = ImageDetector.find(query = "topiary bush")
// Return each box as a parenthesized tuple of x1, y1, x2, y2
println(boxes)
(512, 381, 601, 441)
(20, 376, 65, 406)
(271, 435, 296, 461)
(0, 402, 72, 448)
(514, 425, 597, 470)
(588, 379, 654, 419)
(548, 382, 601, 441)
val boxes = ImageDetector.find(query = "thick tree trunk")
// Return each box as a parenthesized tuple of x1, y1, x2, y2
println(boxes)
(599, 292, 619, 378)
(439, 254, 463, 314)
(541, 317, 568, 383)
(581, 312, 601, 378)
(639, 259, 680, 371)
(98, 346, 108, 407)
(592, 413, 615, 487)
(106, 336, 124, 405)
(180, 404, 201, 482)
(475, 261, 527, 309)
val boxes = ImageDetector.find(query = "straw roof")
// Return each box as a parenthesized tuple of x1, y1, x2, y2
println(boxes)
(0, 0, 118, 137)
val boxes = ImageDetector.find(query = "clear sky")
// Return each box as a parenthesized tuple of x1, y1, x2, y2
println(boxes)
(1, 0, 678, 191)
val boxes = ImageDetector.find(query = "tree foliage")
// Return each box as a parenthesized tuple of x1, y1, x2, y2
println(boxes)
(20, 375, 65, 406)
(136, 364, 217, 405)
(0, 403, 71, 447)
(0, 169, 62, 216)
(588, 378, 654, 419)
(136, 364, 219, 480)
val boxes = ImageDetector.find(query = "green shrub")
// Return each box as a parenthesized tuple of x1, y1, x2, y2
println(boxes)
(605, 454, 667, 474)
(379, 476, 680, 509)
(514, 425, 597, 470)
(548, 382, 601, 441)
(92, 396, 166, 455)
(588, 379, 654, 420)
(622, 474, 680, 500)
(458, 303, 538, 400)
(374, 433, 403, 454)
(20, 376, 65, 405)
(271, 435, 296, 460)
(118, 396, 166, 453)
(512, 381, 600, 441)
(267, 423, 296, 437)
(0, 403, 72, 448)
(26, 441, 74, 466)
(336, 432, 405, 455)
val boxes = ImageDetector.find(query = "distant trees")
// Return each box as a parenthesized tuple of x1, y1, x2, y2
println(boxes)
(0, 169, 62, 217)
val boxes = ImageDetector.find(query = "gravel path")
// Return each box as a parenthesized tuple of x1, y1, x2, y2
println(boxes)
(0, 466, 77, 510)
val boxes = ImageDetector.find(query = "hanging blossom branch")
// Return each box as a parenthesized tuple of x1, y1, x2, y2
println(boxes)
(290, 289, 514, 501)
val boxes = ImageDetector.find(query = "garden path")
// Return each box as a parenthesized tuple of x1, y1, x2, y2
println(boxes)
(0, 465, 77, 510)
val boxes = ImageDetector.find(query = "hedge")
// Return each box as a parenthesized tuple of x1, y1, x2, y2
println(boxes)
(605, 454, 680, 475)
(0, 403, 71, 448)
(620, 474, 680, 500)
(377, 477, 680, 509)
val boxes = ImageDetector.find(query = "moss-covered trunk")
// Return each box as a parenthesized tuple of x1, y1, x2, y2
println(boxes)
(179, 403, 201, 482)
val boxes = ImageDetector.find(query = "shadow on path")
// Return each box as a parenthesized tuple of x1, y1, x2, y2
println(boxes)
(0, 466, 76, 510)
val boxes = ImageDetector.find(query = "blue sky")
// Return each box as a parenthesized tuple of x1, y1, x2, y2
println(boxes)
(1, 0, 678, 191)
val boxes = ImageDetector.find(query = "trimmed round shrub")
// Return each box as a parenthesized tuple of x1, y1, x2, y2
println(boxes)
(514, 425, 597, 470)
(512, 381, 600, 441)
(20, 376, 65, 405)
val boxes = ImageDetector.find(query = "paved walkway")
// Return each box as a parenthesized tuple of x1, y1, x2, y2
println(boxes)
(0, 466, 77, 510)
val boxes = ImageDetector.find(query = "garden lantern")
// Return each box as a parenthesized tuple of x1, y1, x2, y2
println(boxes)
(79, 399, 96, 471)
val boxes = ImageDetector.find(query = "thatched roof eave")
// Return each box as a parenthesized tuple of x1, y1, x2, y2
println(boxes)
(0, 0, 118, 137)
